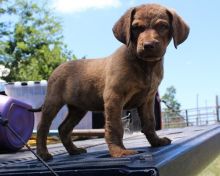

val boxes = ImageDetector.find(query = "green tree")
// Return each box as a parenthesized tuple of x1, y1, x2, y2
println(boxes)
(162, 86, 181, 112)
(0, 0, 16, 63)
(0, 0, 73, 81)
(161, 86, 183, 127)
(0, 0, 15, 37)
(0, 0, 8, 40)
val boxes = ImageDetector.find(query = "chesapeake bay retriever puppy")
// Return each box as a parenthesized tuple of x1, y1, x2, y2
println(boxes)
(36, 4, 189, 160)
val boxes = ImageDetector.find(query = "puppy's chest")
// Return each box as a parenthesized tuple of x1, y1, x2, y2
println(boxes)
(124, 67, 163, 108)
(148, 68, 163, 91)
(124, 91, 148, 109)
(136, 66, 163, 91)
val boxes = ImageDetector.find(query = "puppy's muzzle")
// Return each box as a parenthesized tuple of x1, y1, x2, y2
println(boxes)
(137, 39, 163, 61)
(143, 40, 160, 51)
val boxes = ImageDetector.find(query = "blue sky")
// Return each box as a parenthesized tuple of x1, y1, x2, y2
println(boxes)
(49, 0, 220, 109)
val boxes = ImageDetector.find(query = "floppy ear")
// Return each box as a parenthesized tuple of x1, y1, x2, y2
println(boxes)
(167, 9, 190, 49)
(112, 8, 135, 46)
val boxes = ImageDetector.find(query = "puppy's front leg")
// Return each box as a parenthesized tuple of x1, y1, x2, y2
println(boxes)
(138, 97, 171, 147)
(104, 93, 137, 157)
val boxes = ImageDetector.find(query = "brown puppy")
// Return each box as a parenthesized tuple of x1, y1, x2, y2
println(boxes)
(36, 4, 189, 160)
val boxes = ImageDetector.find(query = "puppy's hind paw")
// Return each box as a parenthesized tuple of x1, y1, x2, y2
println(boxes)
(37, 152, 53, 161)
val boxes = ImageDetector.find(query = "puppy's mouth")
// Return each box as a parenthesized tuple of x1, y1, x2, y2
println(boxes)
(136, 49, 165, 62)
(140, 57, 162, 62)
(137, 53, 163, 62)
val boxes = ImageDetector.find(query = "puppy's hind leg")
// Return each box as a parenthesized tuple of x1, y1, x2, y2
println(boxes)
(58, 105, 87, 155)
(37, 101, 63, 161)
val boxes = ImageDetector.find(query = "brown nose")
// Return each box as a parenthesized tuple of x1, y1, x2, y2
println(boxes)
(144, 41, 159, 50)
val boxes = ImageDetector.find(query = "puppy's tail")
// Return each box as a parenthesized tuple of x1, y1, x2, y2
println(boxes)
(28, 107, 42, 112)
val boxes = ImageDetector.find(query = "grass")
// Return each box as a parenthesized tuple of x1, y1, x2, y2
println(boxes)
(197, 155, 220, 176)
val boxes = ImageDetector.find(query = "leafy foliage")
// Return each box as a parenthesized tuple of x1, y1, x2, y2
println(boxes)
(0, 0, 73, 81)
(162, 86, 181, 120)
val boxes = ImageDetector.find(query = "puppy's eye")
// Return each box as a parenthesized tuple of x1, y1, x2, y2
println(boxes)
(157, 23, 169, 33)
(132, 25, 145, 32)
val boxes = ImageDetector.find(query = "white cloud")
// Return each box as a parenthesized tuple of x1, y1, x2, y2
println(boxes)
(52, 0, 121, 13)
(186, 60, 192, 65)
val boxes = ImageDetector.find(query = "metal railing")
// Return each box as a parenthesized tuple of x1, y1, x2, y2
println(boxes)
(162, 105, 220, 128)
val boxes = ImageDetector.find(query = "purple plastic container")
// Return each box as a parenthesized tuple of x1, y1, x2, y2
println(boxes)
(0, 95, 34, 151)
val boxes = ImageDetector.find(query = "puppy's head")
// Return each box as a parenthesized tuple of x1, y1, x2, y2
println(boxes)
(113, 4, 189, 61)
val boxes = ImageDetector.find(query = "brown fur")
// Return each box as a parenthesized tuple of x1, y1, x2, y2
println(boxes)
(36, 4, 189, 160)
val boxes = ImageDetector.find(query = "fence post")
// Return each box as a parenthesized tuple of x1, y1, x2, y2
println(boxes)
(185, 110, 189, 126)
(216, 95, 220, 122)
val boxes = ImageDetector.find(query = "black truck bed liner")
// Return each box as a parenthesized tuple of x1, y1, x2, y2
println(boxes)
(0, 124, 220, 176)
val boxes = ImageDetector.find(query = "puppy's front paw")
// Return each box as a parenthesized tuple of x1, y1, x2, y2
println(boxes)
(159, 137, 172, 146)
(110, 148, 138, 157)
(151, 137, 172, 147)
